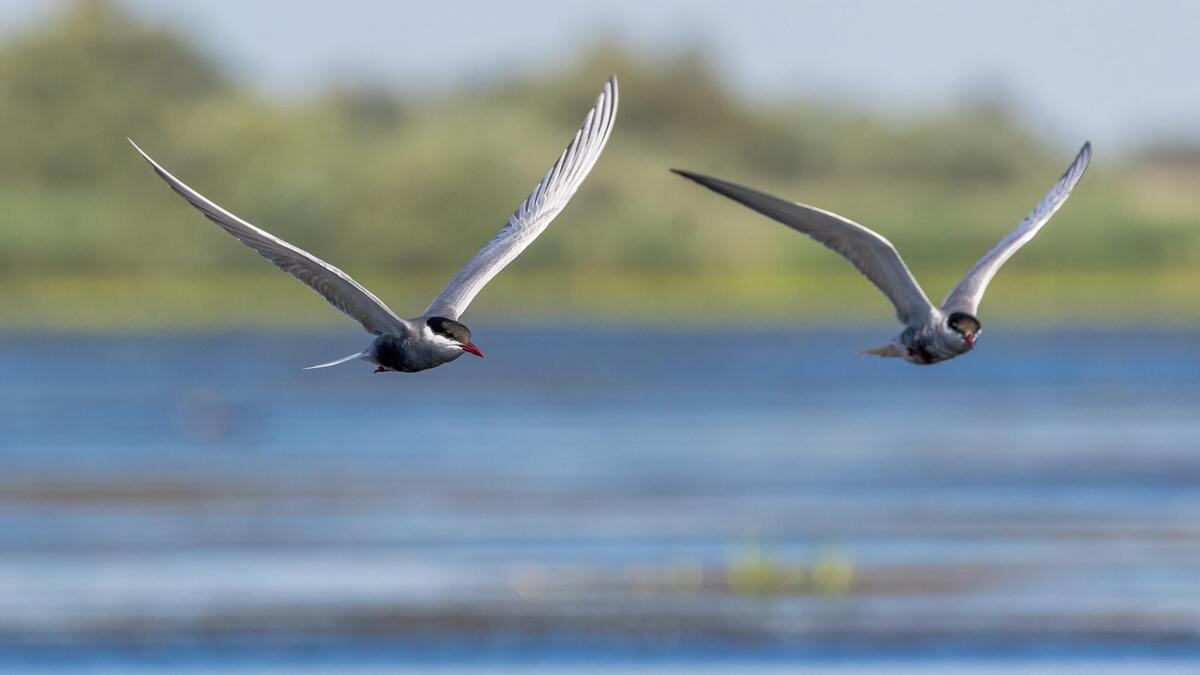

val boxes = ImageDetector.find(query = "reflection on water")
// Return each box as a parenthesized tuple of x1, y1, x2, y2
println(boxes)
(0, 327, 1198, 670)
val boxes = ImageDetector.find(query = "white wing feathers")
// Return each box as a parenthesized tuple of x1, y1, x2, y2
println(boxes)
(941, 142, 1091, 316)
(423, 75, 619, 320)
(129, 139, 410, 336)
(671, 170, 936, 326)
(674, 142, 1091, 325)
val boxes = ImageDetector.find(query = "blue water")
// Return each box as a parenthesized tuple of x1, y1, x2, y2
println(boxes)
(0, 326, 1198, 672)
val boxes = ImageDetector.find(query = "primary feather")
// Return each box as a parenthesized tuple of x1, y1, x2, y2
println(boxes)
(130, 139, 410, 336)
(423, 75, 619, 320)
(941, 142, 1092, 316)
(670, 170, 936, 326)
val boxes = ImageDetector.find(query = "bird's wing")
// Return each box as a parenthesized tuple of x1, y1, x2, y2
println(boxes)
(941, 142, 1091, 316)
(130, 139, 410, 336)
(423, 76, 618, 320)
(671, 170, 936, 326)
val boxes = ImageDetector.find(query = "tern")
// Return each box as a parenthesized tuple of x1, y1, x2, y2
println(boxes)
(132, 76, 618, 373)
(673, 142, 1091, 365)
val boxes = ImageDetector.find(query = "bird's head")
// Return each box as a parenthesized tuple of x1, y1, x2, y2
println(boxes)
(947, 312, 981, 349)
(426, 317, 484, 358)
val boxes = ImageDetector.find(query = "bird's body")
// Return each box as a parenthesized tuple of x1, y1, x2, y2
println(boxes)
(364, 322, 474, 373)
(370, 333, 443, 373)
(861, 311, 974, 365)
(133, 76, 618, 373)
(674, 142, 1091, 365)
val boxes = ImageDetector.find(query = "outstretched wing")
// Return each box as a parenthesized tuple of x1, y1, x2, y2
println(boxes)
(671, 170, 936, 326)
(423, 76, 619, 320)
(941, 142, 1091, 316)
(130, 139, 410, 336)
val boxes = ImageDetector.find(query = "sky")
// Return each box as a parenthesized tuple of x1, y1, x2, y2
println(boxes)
(2, 0, 1198, 151)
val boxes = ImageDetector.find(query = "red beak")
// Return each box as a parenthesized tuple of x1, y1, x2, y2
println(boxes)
(461, 342, 484, 358)
(965, 334, 976, 348)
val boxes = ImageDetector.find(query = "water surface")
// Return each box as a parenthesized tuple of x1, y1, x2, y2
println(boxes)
(0, 327, 1197, 671)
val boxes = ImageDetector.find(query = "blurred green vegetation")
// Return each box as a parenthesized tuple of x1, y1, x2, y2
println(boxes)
(1, 0, 1198, 328)
(725, 543, 854, 597)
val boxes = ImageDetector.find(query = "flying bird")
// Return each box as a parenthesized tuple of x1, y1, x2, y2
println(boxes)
(132, 76, 618, 373)
(672, 142, 1091, 365)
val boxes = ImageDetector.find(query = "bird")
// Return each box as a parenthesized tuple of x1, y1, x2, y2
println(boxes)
(131, 76, 618, 373)
(672, 142, 1091, 365)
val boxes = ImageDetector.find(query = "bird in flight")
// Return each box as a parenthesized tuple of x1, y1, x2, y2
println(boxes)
(673, 142, 1091, 365)
(132, 76, 618, 373)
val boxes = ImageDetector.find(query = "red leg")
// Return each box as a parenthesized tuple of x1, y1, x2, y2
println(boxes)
(374, 366, 387, 373)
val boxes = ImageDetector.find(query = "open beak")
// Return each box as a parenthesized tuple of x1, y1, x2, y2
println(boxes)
(460, 342, 484, 358)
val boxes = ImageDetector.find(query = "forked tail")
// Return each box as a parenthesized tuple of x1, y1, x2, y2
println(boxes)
(303, 352, 368, 370)
(857, 343, 905, 358)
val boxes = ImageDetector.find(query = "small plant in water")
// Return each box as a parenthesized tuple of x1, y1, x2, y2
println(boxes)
(726, 542, 806, 596)
(810, 547, 855, 595)
(726, 542, 854, 597)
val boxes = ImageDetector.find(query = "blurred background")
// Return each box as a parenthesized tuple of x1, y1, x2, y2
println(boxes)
(0, 0, 1198, 672)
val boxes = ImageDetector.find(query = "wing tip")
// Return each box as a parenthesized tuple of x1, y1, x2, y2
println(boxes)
(598, 75, 618, 125)
(600, 74, 619, 125)
(127, 137, 151, 161)
(592, 75, 618, 117)
(670, 168, 732, 195)
(1077, 140, 1092, 165)
(669, 167, 705, 183)
(1061, 140, 1092, 184)
(127, 137, 169, 177)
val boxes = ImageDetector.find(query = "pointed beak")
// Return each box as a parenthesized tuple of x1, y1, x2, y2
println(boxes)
(965, 333, 976, 348)
(460, 342, 484, 358)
